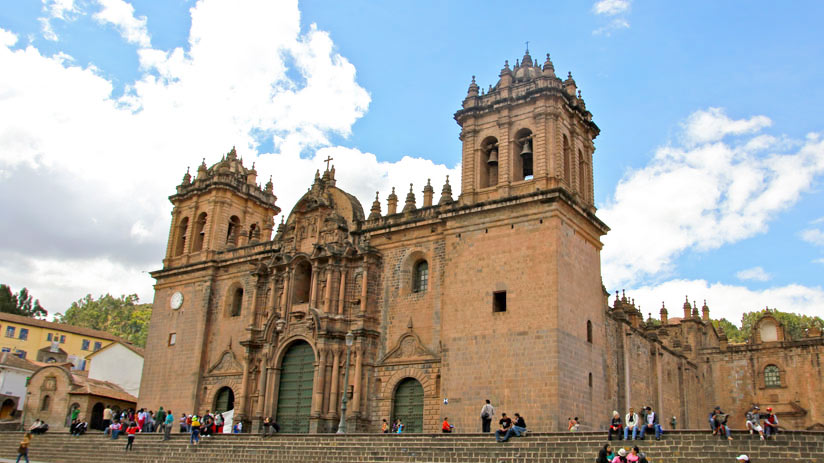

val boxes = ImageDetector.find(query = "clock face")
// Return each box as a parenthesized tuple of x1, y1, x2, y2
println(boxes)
(170, 291, 184, 310)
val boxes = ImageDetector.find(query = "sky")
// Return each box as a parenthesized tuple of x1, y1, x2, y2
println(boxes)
(0, 0, 823, 325)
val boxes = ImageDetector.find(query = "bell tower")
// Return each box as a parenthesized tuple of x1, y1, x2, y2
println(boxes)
(163, 147, 280, 268)
(454, 49, 599, 208)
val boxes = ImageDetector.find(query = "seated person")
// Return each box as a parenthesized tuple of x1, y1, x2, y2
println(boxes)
(763, 407, 779, 438)
(638, 406, 662, 440)
(608, 411, 623, 441)
(745, 406, 765, 440)
(28, 419, 48, 435)
(713, 411, 732, 440)
(497, 413, 526, 442)
(110, 421, 123, 439)
(494, 413, 512, 442)
(624, 408, 639, 440)
(441, 417, 453, 433)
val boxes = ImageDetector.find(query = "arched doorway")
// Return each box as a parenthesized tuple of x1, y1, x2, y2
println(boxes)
(276, 341, 315, 433)
(90, 402, 104, 430)
(0, 399, 15, 420)
(213, 387, 235, 414)
(392, 378, 424, 433)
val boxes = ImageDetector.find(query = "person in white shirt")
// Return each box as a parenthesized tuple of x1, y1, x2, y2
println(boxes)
(624, 407, 639, 440)
(480, 400, 495, 433)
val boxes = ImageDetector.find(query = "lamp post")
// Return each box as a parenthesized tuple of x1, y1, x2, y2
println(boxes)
(337, 330, 354, 434)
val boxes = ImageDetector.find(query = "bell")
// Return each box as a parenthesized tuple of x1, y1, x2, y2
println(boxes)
(519, 139, 533, 157)
(487, 146, 498, 165)
(520, 139, 533, 177)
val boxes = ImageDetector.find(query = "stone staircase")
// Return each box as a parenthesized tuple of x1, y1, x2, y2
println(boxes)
(0, 430, 822, 463)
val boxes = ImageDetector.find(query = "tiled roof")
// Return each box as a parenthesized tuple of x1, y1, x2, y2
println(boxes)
(84, 341, 145, 360)
(68, 373, 137, 403)
(0, 312, 130, 343)
(0, 352, 38, 371)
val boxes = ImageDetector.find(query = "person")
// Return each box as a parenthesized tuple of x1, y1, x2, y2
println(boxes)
(71, 406, 80, 422)
(712, 408, 733, 440)
(568, 416, 579, 431)
(596, 443, 613, 463)
(763, 407, 779, 438)
(639, 406, 662, 440)
(441, 417, 453, 433)
(638, 451, 650, 463)
(496, 412, 526, 442)
(102, 406, 113, 433)
(395, 418, 404, 434)
(215, 413, 224, 433)
(16, 432, 31, 463)
(608, 410, 623, 441)
(745, 406, 765, 440)
(136, 409, 145, 432)
(494, 413, 512, 442)
(624, 408, 639, 440)
(28, 419, 48, 435)
(180, 413, 188, 433)
(72, 417, 87, 436)
(163, 410, 174, 441)
(190, 414, 201, 445)
(611, 447, 628, 463)
(736, 456, 750, 462)
(110, 420, 122, 439)
(481, 399, 494, 433)
(125, 421, 139, 451)
(626, 446, 641, 462)
(709, 406, 722, 433)
(233, 421, 242, 433)
(156, 407, 166, 433)
(381, 419, 389, 433)
(201, 413, 213, 438)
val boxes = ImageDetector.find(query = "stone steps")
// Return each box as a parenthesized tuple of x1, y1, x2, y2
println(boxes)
(0, 430, 821, 463)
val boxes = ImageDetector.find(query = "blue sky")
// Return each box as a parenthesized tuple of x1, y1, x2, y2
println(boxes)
(0, 0, 822, 323)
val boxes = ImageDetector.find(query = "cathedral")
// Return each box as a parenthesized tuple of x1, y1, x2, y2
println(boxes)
(138, 51, 824, 433)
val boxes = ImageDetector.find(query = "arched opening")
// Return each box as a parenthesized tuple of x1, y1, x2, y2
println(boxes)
(578, 149, 586, 198)
(0, 399, 15, 419)
(226, 215, 241, 246)
(175, 217, 189, 256)
(513, 128, 533, 181)
(213, 387, 235, 414)
(586, 320, 593, 343)
(392, 378, 424, 433)
(292, 260, 312, 304)
(40, 395, 50, 412)
(760, 320, 778, 342)
(248, 223, 259, 242)
(413, 260, 428, 293)
(193, 212, 207, 252)
(276, 341, 315, 433)
(480, 136, 499, 188)
(90, 402, 105, 430)
(229, 287, 243, 317)
(563, 135, 571, 184)
(588, 372, 593, 387)
(764, 364, 781, 388)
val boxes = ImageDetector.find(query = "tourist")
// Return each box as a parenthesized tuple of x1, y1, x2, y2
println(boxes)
(496, 412, 526, 442)
(233, 421, 242, 433)
(709, 406, 720, 432)
(568, 416, 579, 431)
(736, 455, 750, 462)
(163, 410, 174, 441)
(381, 418, 389, 433)
(110, 421, 122, 439)
(481, 399, 494, 433)
(102, 406, 112, 432)
(190, 414, 201, 445)
(608, 410, 623, 441)
(28, 419, 48, 435)
(395, 418, 404, 434)
(70, 417, 87, 436)
(638, 406, 662, 440)
(763, 407, 779, 438)
(596, 443, 613, 463)
(180, 413, 188, 433)
(201, 413, 213, 438)
(745, 405, 765, 440)
(215, 413, 224, 433)
(263, 416, 273, 436)
(16, 432, 32, 463)
(70, 406, 80, 422)
(494, 413, 512, 442)
(712, 408, 733, 441)
(626, 446, 641, 462)
(611, 447, 627, 463)
(441, 417, 453, 433)
(124, 421, 139, 451)
(156, 407, 167, 433)
(624, 408, 639, 440)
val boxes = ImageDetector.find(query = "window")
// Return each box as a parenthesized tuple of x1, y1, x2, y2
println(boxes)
(563, 135, 571, 183)
(81, 339, 90, 351)
(47, 333, 53, 342)
(226, 215, 241, 245)
(168, 333, 176, 346)
(230, 288, 243, 317)
(93, 342, 102, 351)
(588, 372, 593, 387)
(413, 260, 429, 293)
(16, 350, 26, 359)
(59, 335, 66, 343)
(175, 216, 189, 256)
(40, 395, 50, 411)
(586, 320, 593, 343)
(18, 328, 28, 340)
(292, 260, 312, 304)
(5, 327, 14, 338)
(493, 291, 507, 313)
(764, 365, 781, 388)
(193, 212, 207, 252)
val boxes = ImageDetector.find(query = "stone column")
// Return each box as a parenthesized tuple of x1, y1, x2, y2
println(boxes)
(327, 348, 341, 416)
(337, 268, 347, 315)
(280, 270, 291, 319)
(309, 263, 319, 307)
(310, 347, 327, 417)
(360, 260, 368, 313)
(255, 358, 268, 420)
(351, 346, 364, 416)
(323, 266, 333, 313)
(236, 352, 250, 421)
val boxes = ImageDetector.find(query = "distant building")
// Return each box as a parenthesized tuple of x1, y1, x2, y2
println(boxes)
(85, 341, 144, 397)
(0, 352, 37, 420)
(0, 312, 129, 372)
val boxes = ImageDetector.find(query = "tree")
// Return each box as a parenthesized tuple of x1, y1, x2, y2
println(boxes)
(55, 294, 151, 347)
(713, 309, 824, 342)
(0, 284, 48, 319)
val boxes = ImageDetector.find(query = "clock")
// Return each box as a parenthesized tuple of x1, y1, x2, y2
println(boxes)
(170, 291, 184, 310)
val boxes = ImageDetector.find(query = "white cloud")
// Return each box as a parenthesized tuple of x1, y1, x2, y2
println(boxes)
(593, 18, 630, 36)
(624, 279, 824, 325)
(801, 228, 824, 246)
(601, 108, 824, 288)
(0, 1, 460, 313)
(814, 258, 824, 265)
(736, 266, 771, 282)
(38, 0, 79, 41)
(93, 0, 151, 48)
(592, 0, 630, 16)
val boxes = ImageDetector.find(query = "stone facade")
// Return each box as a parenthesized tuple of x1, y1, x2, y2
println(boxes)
(138, 51, 824, 433)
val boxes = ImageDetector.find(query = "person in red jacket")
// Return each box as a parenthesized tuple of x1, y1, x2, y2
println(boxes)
(125, 422, 139, 451)
(442, 417, 453, 433)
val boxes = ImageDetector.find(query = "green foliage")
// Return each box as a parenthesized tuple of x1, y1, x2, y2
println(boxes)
(713, 309, 824, 342)
(0, 284, 48, 319)
(55, 294, 151, 347)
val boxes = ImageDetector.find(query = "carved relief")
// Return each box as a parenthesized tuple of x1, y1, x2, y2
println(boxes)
(207, 350, 244, 376)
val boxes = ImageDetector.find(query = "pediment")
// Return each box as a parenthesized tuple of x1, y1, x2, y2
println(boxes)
(380, 329, 438, 365)
(207, 350, 243, 376)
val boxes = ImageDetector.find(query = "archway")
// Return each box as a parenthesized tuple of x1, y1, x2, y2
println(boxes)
(276, 341, 315, 433)
(392, 378, 424, 433)
(0, 399, 15, 420)
(90, 402, 104, 430)
(213, 387, 235, 414)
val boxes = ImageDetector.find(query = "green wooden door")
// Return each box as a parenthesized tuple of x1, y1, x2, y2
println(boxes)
(276, 342, 315, 433)
(392, 378, 424, 433)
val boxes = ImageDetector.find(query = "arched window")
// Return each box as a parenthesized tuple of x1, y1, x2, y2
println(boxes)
(514, 129, 533, 181)
(292, 260, 312, 304)
(480, 137, 499, 188)
(40, 395, 50, 411)
(214, 386, 235, 414)
(764, 365, 780, 388)
(193, 212, 207, 252)
(226, 216, 241, 245)
(248, 223, 259, 242)
(413, 260, 428, 293)
(586, 320, 593, 343)
(230, 287, 243, 317)
(563, 135, 571, 184)
(175, 217, 189, 256)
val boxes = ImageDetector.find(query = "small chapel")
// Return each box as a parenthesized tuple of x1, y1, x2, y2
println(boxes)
(138, 50, 824, 433)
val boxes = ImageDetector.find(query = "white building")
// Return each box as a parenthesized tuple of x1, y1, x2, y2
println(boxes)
(85, 342, 144, 397)
(0, 352, 37, 419)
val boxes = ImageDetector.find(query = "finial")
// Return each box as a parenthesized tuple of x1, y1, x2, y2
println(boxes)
(445, 175, 450, 184)
(568, 71, 572, 79)
(525, 41, 530, 53)
(662, 301, 666, 308)
(375, 191, 379, 201)
(427, 178, 431, 186)
(391, 186, 395, 194)
(471, 75, 476, 84)
(504, 60, 510, 69)
(409, 183, 413, 192)
(515, 58, 520, 67)
(577, 90, 582, 98)
(186, 166, 190, 173)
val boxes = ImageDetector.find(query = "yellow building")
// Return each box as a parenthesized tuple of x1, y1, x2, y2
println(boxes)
(0, 312, 127, 372)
